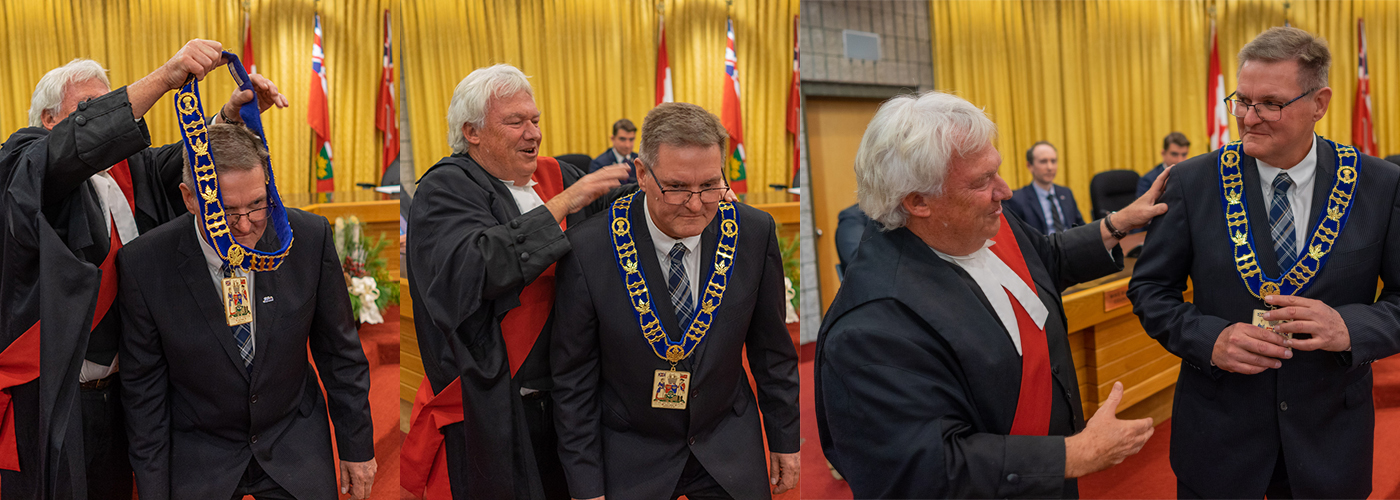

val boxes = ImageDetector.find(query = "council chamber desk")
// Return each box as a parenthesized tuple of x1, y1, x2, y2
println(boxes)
(1061, 253, 1190, 423)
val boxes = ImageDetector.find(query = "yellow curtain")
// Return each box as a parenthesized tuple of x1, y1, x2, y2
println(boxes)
(931, 0, 1400, 221)
(401, 0, 799, 203)
(0, 0, 394, 198)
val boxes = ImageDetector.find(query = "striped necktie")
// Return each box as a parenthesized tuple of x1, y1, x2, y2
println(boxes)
(222, 265, 255, 373)
(667, 243, 694, 330)
(1269, 173, 1298, 272)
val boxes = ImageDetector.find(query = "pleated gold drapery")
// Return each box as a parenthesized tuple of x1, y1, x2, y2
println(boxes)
(401, 0, 799, 203)
(0, 0, 396, 196)
(932, 0, 1400, 221)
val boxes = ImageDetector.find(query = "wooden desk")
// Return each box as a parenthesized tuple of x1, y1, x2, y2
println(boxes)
(1062, 259, 1190, 422)
(299, 200, 400, 277)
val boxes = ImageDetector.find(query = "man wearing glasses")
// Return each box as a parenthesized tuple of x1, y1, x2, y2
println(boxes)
(1129, 27, 1400, 498)
(551, 102, 800, 499)
(117, 123, 377, 499)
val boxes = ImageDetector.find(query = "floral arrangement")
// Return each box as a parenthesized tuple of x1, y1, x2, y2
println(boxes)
(779, 231, 800, 323)
(334, 216, 400, 324)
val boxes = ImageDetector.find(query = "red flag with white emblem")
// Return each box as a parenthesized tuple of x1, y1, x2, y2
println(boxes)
(1207, 20, 1231, 151)
(1353, 18, 1378, 156)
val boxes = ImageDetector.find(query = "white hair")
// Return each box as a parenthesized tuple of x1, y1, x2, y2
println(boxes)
(29, 59, 110, 127)
(854, 91, 997, 231)
(446, 64, 533, 154)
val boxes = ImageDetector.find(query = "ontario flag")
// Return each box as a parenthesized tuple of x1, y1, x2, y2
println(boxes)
(787, 16, 801, 183)
(656, 15, 673, 106)
(309, 13, 334, 193)
(1206, 20, 1231, 151)
(242, 11, 256, 74)
(1353, 18, 1378, 156)
(377, 9, 400, 177)
(721, 18, 747, 194)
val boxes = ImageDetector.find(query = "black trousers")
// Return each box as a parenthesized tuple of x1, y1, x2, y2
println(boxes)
(1177, 451, 1292, 499)
(670, 452, 735, 500)
(80, 378, 131, 500)
(229, 458, 296, 500)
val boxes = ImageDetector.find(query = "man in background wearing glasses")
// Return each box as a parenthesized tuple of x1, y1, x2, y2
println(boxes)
(1129, 26, 1400, 498)
(551, 102, 800, 499)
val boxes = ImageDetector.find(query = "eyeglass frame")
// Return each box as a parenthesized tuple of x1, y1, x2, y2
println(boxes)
(225, 201, 275, 224)
(647, 169, 732, 205)
(1224, 87, 1318, 122)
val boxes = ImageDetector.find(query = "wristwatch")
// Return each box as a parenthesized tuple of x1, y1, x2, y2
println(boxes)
(1104, 211, 1128, 239)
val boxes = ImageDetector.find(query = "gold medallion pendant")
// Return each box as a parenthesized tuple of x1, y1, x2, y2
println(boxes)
(1252, 309, 1291, 340)
(222, 276, 253, 326)
(651, 369, 691, 410)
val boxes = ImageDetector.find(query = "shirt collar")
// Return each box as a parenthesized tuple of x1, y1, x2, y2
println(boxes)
(497, 177, 539, 189)
(1256, 135, 1319, 188)
(644, 200, 702, 255)
(1031, 183, 1055, 199)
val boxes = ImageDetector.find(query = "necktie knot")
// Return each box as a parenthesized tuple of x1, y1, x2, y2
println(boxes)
(1273, 173, 1295, 193)
(669, 243, 686, 262)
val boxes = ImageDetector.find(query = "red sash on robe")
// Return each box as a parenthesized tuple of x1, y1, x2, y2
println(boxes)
(0, 160, 133, 471)
(986, 213, 1053, 436)
(400, 157, 569, 497)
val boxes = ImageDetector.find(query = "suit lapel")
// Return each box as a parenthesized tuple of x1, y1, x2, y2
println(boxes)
(682, 215, 720, 373)
(177, 223, 253, 381)
(1021, 185, 1048, 233)
(1241, 155, 1284, 279)
(629, 197, 686, 345)
(248, 229, 283, 382)
(1306, 136, 1336, 239)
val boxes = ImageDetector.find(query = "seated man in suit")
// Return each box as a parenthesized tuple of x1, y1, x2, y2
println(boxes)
(1137, 132, 1191, 198)
(118, 121, 376, 499)
(1129, 27, 1400, 498)
(1006, 141, 1086, 234)
(590, 118, 640, 183)
(816, 91, 1165, 498)
(552, 102, 800, 499)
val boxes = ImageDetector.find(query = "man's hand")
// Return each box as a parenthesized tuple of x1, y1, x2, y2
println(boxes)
(339, 458, 376, 500)
(545, 164, 630, 221)
(1064, 382, 1154, 478)
(573, 497, 604, 500)
(1212, 322, 1292, 374)
(1112, 165, 1172, 230)
(770, 451, 800, 494)
(1265, 294, 1351, 352)
(723, 187, 739, 203)
(129, 39, 229, 120)
(217, 74, 290, 124)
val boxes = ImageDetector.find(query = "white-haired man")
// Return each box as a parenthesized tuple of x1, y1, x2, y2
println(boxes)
(0, 40, 287, 499)
(403, 64, 631, 499)
(814, 91, 1166, 498)
(1129, 27, 1400, 498)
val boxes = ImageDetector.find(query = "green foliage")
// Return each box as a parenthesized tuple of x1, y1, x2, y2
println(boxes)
(335, 216, 400, 322)
(778, 230, 800, 312)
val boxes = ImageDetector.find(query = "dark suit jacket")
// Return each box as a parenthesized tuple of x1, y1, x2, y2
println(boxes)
(1128, 137, 1400, 498)
(1006, 183, 1086, 234)
(118, 209, 374, 500)
(406, 154, 617, 499)
(0, 86, 184, 499)
(551, 197, 800, 499)
(589, 148, 639, 184)
(834, 203, 870, 278)
(816, 213, 1121, 498)
(1136, 163, 1166, 198)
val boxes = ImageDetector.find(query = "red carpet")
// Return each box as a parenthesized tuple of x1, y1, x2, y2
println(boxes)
(798, 342, 1400, 499)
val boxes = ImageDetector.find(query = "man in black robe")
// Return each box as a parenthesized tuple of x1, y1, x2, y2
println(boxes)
(815, 91, 1162, 498)
(404, 63, 630, 499)
(0, 40, 287, 499)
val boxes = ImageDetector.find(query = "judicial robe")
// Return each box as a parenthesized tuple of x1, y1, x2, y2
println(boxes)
(404, 153, 620, 499)
(0, 87, 184, 499)
(815, 213, 1121, 498)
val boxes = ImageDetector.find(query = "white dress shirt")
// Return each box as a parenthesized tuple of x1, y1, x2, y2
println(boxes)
(195, 218, 257, 354)
(932, 241, 1049, 356)
(78, 169, 140, 382)
(1255, 136, 1319, 253)
(497, 177, 545, 215)
(645, 205, 702, 304)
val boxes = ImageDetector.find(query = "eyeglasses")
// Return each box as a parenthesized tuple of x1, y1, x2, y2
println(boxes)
(226, 204, 272, 224)
(1224, 88, 1317, 122)
(650, 173, 731, 205)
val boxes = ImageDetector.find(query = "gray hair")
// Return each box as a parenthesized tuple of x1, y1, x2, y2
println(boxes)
(181, 124, 269, 192)
(854, 91, 997, 231)
(638, 102, 728, 173)
(446, 64, 533, 154)
(28, 59, 110, 127)
(1238, 27, 1330, 92)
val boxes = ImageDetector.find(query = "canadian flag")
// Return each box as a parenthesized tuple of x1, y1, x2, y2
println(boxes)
(1207, 20, 1231, 151)
(787, 16, 801, 181)
(242, 12, 256, 74)
(655, 16, 673, 106)
(1353, 18, 1378, 156)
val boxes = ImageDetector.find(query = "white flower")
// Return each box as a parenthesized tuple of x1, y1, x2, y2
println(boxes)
(349, 276, 383, 324)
